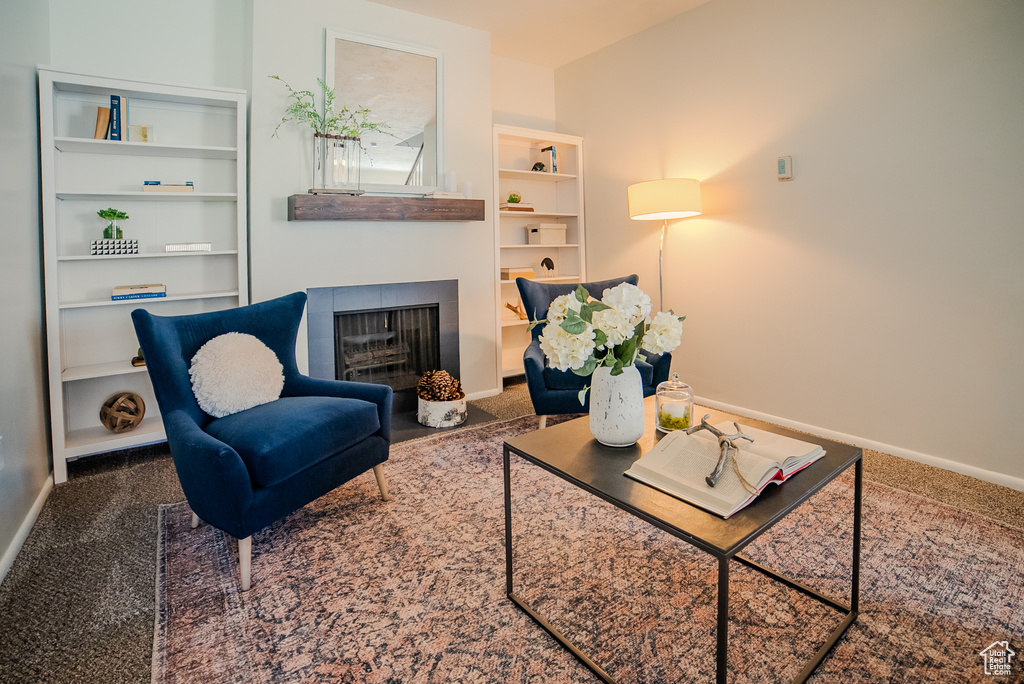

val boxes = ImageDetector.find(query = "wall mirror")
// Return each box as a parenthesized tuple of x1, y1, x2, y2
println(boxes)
(326, 29, 444, 195)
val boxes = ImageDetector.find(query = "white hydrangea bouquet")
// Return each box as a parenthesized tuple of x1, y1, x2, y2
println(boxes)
(529, 282, 684, 403)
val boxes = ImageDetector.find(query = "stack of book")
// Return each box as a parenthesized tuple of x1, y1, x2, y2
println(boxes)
(93, 95, 150, 141)
(500, 202, 534, 212)
(143, 181, 194, 193)
(111, 284, 166, 301)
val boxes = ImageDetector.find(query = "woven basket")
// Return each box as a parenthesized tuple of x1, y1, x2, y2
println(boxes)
(99, 392, 146, 433)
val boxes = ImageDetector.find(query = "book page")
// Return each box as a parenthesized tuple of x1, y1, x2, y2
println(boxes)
(711, 422, 824, 475)
(627, 432, 780, 513)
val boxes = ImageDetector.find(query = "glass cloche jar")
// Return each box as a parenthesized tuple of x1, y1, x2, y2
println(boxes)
(655, 372, 694, 433)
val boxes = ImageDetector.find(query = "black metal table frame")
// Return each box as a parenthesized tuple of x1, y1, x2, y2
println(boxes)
(503, 444, 862, 684)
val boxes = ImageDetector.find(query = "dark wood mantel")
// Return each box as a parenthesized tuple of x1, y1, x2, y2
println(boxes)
(288, 194, 486, 221)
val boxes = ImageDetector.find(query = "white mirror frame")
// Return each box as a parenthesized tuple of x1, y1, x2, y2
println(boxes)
(325, 28, 445, 196)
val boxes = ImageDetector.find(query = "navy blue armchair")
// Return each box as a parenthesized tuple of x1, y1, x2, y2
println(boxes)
(516, 275, 672, 426)
(132, 292, 392, 590)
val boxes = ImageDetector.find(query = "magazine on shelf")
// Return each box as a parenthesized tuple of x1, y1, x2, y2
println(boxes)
(111, 284, 166, 300)
(624, 423, 825, 518)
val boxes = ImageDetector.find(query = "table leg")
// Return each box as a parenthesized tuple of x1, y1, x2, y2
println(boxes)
(504, 445, 513, 596)
(852, 457, 862, 612)
(717, 555, 730, 684)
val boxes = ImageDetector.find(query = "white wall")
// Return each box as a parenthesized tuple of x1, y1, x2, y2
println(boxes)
(48, 0, 249, 89)
(555, 0, 1024, 484)
(0, 1, 54, 580)
(492, 55, 555, 130)
(250, 1, 497, 396)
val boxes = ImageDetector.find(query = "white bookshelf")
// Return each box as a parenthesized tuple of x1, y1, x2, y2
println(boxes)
(492, 125, 587, 382)
(39, 67, 248, 483)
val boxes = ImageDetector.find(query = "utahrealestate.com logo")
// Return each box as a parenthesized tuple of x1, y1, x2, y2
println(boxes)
(980, 641, 1015, 676)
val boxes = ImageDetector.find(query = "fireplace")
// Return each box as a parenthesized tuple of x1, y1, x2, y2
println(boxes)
(307, 280, 459, 412)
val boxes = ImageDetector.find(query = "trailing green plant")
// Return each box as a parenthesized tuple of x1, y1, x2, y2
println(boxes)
(269, 75, 390, 140)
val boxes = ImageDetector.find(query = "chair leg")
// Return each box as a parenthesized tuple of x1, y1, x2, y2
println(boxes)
(238, 536, 252, 591)
(372, 464, 391, 501)
(191, 511, 200, 529)
(539, 415, 547, 429)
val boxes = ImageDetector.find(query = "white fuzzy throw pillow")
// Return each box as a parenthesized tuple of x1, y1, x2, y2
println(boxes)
(189, 332, 284, 418)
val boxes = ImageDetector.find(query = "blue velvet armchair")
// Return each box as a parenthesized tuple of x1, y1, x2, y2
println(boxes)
(132, 292, 392, 590)
(516, 275, 672, 426)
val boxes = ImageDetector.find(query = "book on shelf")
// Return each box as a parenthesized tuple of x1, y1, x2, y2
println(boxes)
(501, 267, 535, 280)
(109, 95, 122, 140)
(500, 202, 534, 211)
(624, 423, 826, 519)
(143, 181, 194, 192)
(111, 284, 166, 301)
(111, 291, 167, 301)
(127, 124, 152, 143)
(164, 242, 212, 253)
(93, 107, 111, 139)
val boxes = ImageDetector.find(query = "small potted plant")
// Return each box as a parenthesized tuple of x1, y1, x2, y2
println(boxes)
(416, 370, 467, 428)
(270, 75, 391, 192)
(97, 208, 129, 239)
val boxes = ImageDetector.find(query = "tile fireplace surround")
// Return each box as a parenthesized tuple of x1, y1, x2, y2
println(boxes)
(306, 281, 460, 386)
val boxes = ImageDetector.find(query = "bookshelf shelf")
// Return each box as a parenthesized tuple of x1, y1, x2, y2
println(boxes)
(493, 125, 586, 383)
(54, 136, 237, 159)
(40, 67, 248, 483)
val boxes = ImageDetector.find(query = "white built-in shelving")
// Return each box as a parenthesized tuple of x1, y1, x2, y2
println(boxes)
(492, 125, 587, 382)
(39, 67, 248, 483)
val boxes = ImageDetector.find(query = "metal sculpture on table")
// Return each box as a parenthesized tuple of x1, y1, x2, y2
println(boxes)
(687, 415, 756, 491)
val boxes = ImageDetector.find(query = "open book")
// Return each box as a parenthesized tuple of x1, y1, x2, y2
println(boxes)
(624, 423, 825, 518)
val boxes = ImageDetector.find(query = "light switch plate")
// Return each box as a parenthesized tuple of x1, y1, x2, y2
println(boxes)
(778, 156, 793, 181)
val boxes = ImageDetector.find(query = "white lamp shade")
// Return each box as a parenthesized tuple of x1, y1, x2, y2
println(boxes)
(627, 178, 702, 220)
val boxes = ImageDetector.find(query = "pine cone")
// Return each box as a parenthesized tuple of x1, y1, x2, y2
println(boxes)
(416, 370, 464, 401)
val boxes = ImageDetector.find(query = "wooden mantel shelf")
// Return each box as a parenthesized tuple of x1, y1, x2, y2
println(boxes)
(288, 194, 486, 221)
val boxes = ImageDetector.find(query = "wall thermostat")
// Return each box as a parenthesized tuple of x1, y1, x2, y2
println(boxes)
(778, 156, 793, 181)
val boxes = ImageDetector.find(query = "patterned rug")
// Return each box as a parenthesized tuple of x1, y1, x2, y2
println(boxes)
(153, 416, 1024, 683)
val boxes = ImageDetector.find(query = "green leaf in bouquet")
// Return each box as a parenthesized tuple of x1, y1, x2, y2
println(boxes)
(578, 386, 590, 406)
(593, 329, 608, 349)
(571, 356, 598, 377)
(574, 284, 591, 303)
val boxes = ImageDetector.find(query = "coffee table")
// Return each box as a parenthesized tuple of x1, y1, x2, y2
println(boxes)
(503, 399, 862, 684)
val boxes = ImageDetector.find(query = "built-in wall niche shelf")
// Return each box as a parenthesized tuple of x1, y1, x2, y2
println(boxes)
(499, 211, 578, 219)
(58, 290, 240, 310)
(56, 191, 236, 201)
(53, 137, 238, 159)
(288, 194, 486, 222)
(58, 250, 238, 261)
(497, 168, 577, 182)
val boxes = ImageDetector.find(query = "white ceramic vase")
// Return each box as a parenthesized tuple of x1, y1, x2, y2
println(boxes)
(589, 364, 645, 447)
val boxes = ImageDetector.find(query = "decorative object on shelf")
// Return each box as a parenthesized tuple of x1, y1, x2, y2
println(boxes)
(507, 191, 521, 203)
(99, 392, 146, 433)
(504, 301, 528, 320)
(416, 370, 467, 428)
(627, 178, 702, 311)
(91, 239, 138, 256)
(529, 282, 685, 447)
(526, 223, 567, 245)
(656, 372, 693, 433)
(531, 162, 546, 172)
(270, 75, 390, 195)
(535, 256, 558, 278)
(127, 124, 152, 142)
(131, 347, 146, 367)
(97, 208, 129, 239)
(93, 106, 111, 139)
(533, 144, 557, 173)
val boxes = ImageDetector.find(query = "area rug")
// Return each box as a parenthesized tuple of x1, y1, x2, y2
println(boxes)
(153, 416, 1024, 683)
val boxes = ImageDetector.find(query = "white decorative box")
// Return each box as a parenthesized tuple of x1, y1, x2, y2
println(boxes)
(90, 239, 139, 255)
(526, 223, 567, 245)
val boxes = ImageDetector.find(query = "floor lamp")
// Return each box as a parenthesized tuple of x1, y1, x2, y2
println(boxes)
(627, 178, 702, 311)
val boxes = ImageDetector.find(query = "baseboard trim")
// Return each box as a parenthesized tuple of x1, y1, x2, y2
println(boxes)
(695, 396, 1024, 493)
(0, 476, 54, 586)
(466, 387, 502, 401)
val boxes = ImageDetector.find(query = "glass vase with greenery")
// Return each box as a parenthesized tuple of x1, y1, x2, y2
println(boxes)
(97, 208, 129, 239)
(270, 75, 390, 190)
